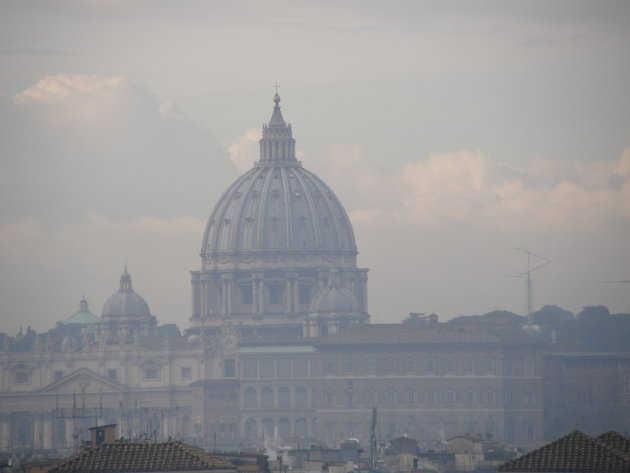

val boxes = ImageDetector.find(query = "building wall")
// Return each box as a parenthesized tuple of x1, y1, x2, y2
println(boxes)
(543, 352, 630, 438)
(0, 324, 546, 454)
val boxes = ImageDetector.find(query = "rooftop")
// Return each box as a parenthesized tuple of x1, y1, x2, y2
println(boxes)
(48, 441, 236, 473)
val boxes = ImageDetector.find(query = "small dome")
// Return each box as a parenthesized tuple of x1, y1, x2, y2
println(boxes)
(310, 286, 360, 314)
(187, 334, 201, 346)
(102, 268, 151, 318)
(63, 297, 100, 325)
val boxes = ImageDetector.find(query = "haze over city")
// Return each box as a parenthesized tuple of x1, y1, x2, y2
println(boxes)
(1, 1, 629, 335)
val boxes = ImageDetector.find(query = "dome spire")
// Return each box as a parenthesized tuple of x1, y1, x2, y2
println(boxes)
(258, 89, 297, 165)
(79, 295, 89, 312)
(119, 265, 133, 292)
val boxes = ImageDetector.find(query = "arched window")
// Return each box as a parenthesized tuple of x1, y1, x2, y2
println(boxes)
(244, 418, 257, 439)
(262, 387, 274, 408)
(278, 387, 290, 407)
(244, 387, 256, 408)
(295, 417, 308, 438)
(278, 418, 291, 439)
(295, 387, 307, 407)
(262, 418, 274, 438)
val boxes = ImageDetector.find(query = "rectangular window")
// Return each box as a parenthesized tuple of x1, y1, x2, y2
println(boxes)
(505, 360, 513, 375)
(485, 359, 494, 373)
(386, 390, 398, 406)
(367, 359, 376, 375)
(243, 359, 257, 378)
(487, 391, 496, 405)
(15, 372, 29, 384)
(346, 393, 354, 407)
(240, 284, 253, 305)
(223, 359, 236, 377)
(527, 425, 535, 440)
(181, 367, 192, 379)
(325, 359, 336, 374)
(345, 360, 354, 375)
(298, 284, 312, 305)
(466, 391, 475, 407)
(406, 390, 418, 405)
(54, 371, 63, 382)
(387, 360, 395, 374)
(427, 360, 434, 373)
(260, 359, 275, 378)
(445, 390, 456, 406)
(268, 285, 284, 305)
(367, 390, 377, 406)
(466, 359, 474, 373)
(108, 369, 117, 380)
(525, 392, 535, 406)
(277, 359, 291, 378)
(325, 392, 334, 407)
(406, 358, 414, 373)
(293, 359, 308, 377)
(524, 360, 534, 375)
(426, 391, 435, 405)
(506, 391, 514, 406)
(145, 368, 158, 379)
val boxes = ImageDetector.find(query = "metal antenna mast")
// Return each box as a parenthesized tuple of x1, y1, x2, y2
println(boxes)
(515, 248, 550, 328)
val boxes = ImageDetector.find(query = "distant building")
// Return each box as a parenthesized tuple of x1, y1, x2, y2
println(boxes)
(0, 95, 544, 455)
(543, 351, 630, 438)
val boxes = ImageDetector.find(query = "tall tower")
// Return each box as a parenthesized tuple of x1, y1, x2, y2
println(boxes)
(189, 94, 368, 338)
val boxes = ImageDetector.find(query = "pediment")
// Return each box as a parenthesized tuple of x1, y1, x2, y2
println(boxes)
(40, 368, 127, 393)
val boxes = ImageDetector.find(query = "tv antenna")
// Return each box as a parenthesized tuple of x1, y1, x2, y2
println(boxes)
(513, 248, 550, 328)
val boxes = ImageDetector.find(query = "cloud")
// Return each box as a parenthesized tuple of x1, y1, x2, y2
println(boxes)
(316, 145, 630, 231)
(228, 128, 260, 172)
(1, 74, 238, 223)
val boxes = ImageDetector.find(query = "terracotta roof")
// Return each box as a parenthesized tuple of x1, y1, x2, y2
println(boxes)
(596, 431, 630, 459)
(498, 430, 630, 472)
(49, 442, 236, 473)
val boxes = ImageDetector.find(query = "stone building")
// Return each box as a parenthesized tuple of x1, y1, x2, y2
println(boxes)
(0, 95, 544, 455)
(543, 351, 630, 438)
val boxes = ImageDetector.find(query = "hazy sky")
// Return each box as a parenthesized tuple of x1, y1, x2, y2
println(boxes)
(1, 1, 629, 334)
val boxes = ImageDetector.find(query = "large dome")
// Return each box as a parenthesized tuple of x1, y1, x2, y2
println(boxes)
(202, 166, 356, 255)
(201, 94, 356, 261)
(190, 94, 368, 332)
(102, 268, 152, 318)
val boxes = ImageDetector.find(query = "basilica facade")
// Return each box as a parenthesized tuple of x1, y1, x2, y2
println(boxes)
(0, 95, 544, 456)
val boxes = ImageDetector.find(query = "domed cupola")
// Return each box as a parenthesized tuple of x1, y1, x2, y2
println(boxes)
(310, 283, 361, 315)
(190, 94, 369, 337)
(99, 267, 156, 344)
(62, 296, 100, 325)
(102, 267, 152, 318)
(303, 270, 368, 337)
